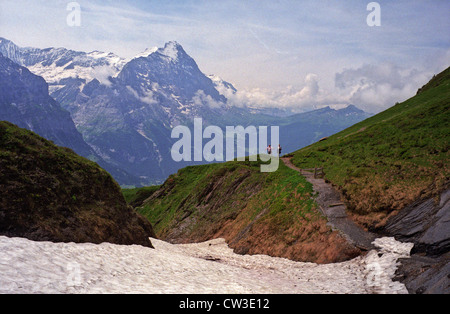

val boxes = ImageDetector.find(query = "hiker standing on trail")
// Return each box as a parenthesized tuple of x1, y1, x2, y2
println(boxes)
(267, 145, 272, 155)
(278, 144, 282, 156)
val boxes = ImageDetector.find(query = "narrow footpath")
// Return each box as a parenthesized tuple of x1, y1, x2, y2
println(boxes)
(282, 157, 377, 251)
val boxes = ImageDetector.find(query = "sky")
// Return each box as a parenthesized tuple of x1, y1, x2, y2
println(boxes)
(0, 0, 449, 113)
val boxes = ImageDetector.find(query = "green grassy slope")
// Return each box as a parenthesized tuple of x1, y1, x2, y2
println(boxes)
(128, 67, 448, 263)
(132, 158, 360, 264)
(291, 67, 450, 229)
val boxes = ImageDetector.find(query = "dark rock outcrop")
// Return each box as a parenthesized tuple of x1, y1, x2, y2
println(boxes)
(384, 188, 449, 256)
(383, 186, 450, 294)
(395, 252, 449, 294)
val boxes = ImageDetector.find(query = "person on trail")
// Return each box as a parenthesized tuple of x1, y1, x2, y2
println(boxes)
(267, 145, 272, 155)
(278, 144, 282, 156)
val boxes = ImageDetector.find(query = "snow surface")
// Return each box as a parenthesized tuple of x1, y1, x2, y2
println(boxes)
(0, 236, 413, 294)
(26, 51, 127, 86)
(159, 41, 180, 60)
(132, 47, 158, 60)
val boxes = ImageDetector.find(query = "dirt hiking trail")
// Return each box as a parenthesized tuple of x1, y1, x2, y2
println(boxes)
(282, 157, 377, 251)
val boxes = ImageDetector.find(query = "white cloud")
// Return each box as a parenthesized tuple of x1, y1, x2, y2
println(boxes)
(334, 64, 434, 112)
(126, 85, 157, 105)
(140, 90, 158, 105)
(219, 64, 438, 114)
(1, 1, 448, 114)
(192, 90, 224, 109)
(223, 73, 325, 112)
(91, 65, 115, 86)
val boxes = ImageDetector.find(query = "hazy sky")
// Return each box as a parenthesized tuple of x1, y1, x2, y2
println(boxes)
(1, 0, 449, 113)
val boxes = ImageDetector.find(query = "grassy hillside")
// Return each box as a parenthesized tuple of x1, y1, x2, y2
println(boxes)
(291, 67, 449, 230)
(122, 185, 160, 208)
(132, 158, 360, 264)
(0, 121, 155, 246)
(127, 67, 448, 265)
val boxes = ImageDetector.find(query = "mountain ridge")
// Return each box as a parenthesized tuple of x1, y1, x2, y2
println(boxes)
(0, 38, 371, 186)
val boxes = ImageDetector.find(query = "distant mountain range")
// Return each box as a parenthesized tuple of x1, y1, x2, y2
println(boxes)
(0, 37, 371, 186)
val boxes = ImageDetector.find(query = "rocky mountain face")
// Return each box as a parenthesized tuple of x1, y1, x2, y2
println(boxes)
(0, 37, 126, 87)
(64, 42, 233, 184)
(0, 52, 140, 185)
(0, 52, 94, 158)
(0, 38, 371, 186)
(0, 121, 155, 247)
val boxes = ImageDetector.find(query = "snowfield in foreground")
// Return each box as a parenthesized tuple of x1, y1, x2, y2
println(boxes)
(0, 236, 413, 294)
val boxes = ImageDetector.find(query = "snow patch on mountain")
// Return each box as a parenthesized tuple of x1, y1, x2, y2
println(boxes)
(0, 37, 127, 89)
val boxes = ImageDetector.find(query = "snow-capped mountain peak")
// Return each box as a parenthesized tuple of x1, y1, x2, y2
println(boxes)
(157, 41, 183, 61)
(87, 50, 125, 64)
(0, 38, 127, 86)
